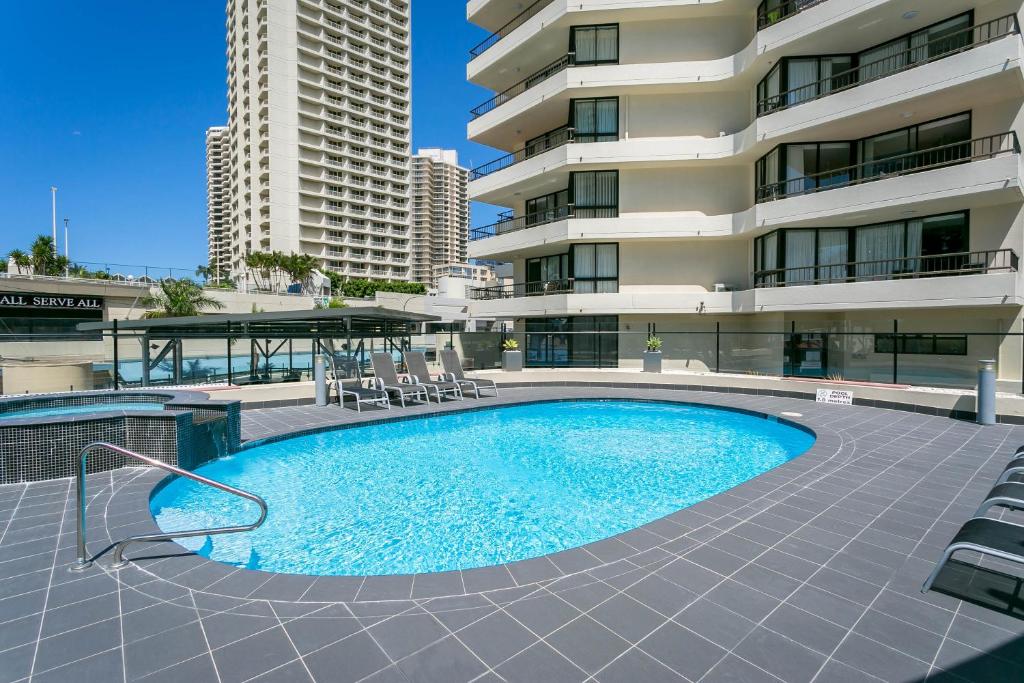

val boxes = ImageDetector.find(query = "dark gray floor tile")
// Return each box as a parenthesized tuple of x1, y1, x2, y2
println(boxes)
(248, 659, 315, 682)
(702, 653, 782, 683)
(33, 648, 124, 683)
(367, 611, 448, 661)
(410, 571, 463, 599)
(854, 610, 944, 663)
(211, 626, 303, 683)
(623, 574, 697, 617)
(832, 632, 932, 682)
(33, 617, 121, 673)
(733, 627, 826, 683)
(595, 647, 687, 683)
(461, 564, 515, 593)
(494, 642, 587, 683)
(355, 575, 414, 601)
(303, 631, 392, 683)
(762, 603, 847, 655)
(504, 593, 580, 637)
(546, 616, 630, 674)
(705, 580, 781, 622)
(785, 584, 866, 629)
(637, 620, 727, 681)
(589, 593, 666, 643)
(0, 643, 35, 683)
(454, 610, 537, 667)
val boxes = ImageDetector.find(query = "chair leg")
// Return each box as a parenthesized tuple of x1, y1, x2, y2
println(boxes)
(922, 546, 959, 593)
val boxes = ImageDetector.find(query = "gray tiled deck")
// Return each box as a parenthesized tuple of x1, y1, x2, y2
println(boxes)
(2, 387, 1024, 682)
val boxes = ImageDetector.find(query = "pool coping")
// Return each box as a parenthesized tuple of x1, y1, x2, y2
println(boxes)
(92, 390, 848, 604)
(0, 389, 220, 426)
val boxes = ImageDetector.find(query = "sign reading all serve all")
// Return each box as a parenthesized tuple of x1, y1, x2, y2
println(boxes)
(0, 292, 104, 311)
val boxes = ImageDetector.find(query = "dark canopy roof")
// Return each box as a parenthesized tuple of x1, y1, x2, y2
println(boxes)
(78, 307, 440, 339)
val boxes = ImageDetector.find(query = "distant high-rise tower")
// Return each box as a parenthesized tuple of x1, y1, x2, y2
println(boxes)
(411, 149, 470, 288)
(219, 0, 412, 285)
(205, 126, 230, 283)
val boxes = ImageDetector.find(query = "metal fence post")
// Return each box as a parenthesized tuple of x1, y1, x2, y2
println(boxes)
(715, 321, 721, 374)
(111, 319, 119, 391)
(892, 319, 899, 385)
(226, 322, 233, 386)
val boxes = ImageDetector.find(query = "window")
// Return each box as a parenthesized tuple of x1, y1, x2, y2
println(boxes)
(570, 24, 618, 65)
(570, 170, 618, 218)
(875, 334, 968, 356)
(755, 112, 971, 200)
(757, 13, 973, 114)
(571, 243, 619, 293)
(524, 316, 618, 368)
(525, 189, 569, 226)
(572, 98, 618, 143)
(753, 211, 970, 286)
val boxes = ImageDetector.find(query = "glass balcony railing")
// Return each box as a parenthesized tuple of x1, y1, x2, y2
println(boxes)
(757, 0, 829, 30)
(755, 132, 1019, 203)
(754, 249, 1018, 288)
(757, 15, 1019, 116)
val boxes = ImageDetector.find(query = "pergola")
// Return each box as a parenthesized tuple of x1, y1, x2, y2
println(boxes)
(78, 307, 441, 388)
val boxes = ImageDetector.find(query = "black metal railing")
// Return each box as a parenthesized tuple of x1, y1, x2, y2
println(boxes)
(470, 126, 575, 180)
(757, 0, 829, 30)
(756, 132, 1019, 203)
(469, 278, 575, 300)
(758, 15, 1019, 116)
(471, 54, 573, 119)
(470, 204, 575, 240)
(469, 0, 554, 60)
(754, 249, 1018, 288)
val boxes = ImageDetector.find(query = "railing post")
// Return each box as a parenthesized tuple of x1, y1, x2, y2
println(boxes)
(892, 319, 899, 385)
(716, 321, 721, 374)
(71, 448, 91, 571)
(226, 321, 233, 385)
(111, 319, 119, 391)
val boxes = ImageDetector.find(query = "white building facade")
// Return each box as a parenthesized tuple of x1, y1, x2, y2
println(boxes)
(410, 148, 471, 288)
(466, 0, 1024, 388)
(219, 0, 412, 285)
(205, 126, 230, 282)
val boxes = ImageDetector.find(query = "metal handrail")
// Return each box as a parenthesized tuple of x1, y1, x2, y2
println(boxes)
(470, 204, 575, 241)
(757, 15, 1019, 116)
(72, 442, 268, 571)
(470, 278, 576, 300)
(757, 0, 829, 30)
(469, 0, 553, 59)
(754, 248, 1019, 288)
(470, 53, 573, 119)
(756, 132, 1019, 203)
(470, 126, 575, 180)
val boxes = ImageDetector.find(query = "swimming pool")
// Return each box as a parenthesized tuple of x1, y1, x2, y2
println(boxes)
(0, 402, 167, 420)
(152, 400, 814, 576)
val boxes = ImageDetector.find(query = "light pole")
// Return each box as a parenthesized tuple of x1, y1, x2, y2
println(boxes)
(63, 218, 70, 278)
(50, 186, 58, 254)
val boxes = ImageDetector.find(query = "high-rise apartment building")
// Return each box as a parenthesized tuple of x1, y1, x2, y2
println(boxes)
(205, 126, 230, 282)
(466, 0, 1024, 387)
(411, 148, 470, 288)
(217, 0, 412, 285)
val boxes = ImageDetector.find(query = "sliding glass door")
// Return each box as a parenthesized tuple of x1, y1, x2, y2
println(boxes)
(573, 98, 618, 143)
(571, 171, 618, 218)
(570, 25, 618, 65)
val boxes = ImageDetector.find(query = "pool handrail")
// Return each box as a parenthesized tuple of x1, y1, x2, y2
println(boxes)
(71, 441, 268, 571)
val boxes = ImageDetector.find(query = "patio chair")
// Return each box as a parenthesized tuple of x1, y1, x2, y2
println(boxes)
(995, 450, 1024, 485)
(974, 482, 1024, 517)
(369, 353, 429, 407)
(324, 353, 390, 412)
(922, 517, 1024, 593)
(403, 351, 463, 403)
(440, 349, 498, 398)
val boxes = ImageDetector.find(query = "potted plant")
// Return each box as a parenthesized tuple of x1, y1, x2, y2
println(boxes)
(502, 338, 523, 372)
(643, 336, 663, 373)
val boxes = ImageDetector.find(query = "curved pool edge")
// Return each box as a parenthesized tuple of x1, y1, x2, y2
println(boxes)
(105, 390, 841, 603)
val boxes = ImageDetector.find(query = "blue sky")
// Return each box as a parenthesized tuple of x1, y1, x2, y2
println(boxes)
(0, 2, 496, 274)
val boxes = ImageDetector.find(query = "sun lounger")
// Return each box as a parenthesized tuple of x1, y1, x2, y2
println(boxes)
(995, 453, 1024, 485)
(403, 351, 463, 403)
(369, 353, 430, 407)
(439, 349, 498, 398)
(922, 517, 1024, 592)
(324, 353, 390, 412)
(974, 482, 1024, 517)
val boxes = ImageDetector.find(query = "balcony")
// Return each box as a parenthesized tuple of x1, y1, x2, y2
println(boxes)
(470, 205, 574, 241)
(469, 278, 575, 300)
(469, 126, 574, 180)
(754, 249, 1018, 289)
(757, 15, 1018, 117)
(469, 0, 553, 61)
(470, 54, 572, 120)
(756, 133, 1019, 204)
(757, 0, 828, 31)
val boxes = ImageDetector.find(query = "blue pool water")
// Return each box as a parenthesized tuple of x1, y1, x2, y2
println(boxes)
(0, 402, 166, 420)
(152, 401, 814, 576)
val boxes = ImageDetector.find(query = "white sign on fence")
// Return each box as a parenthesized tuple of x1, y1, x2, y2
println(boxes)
(816, 389, 854, 405)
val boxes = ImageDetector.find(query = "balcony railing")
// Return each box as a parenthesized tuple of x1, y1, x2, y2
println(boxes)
(470, 204, 575, 240)
(754, 249, 1018, 288)
(757, 15, 1019, 116)
(469, 0, 554, 60)
(469, 278, 575, 300)
(470, 54, 572, 119)
(757, 0, 829, 30)
(755, 132, 1019, 203)
(470, 126, 574, 180)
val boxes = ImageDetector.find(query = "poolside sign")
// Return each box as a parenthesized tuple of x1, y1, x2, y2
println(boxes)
(816, 389, 854, 405)
(0, 292, 103, 310)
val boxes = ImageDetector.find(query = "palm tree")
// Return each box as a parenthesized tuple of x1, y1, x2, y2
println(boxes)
(7, 249, 30, 274)
(28, 235, 68, 276)
(141, 278, 225, 319)
(195, 264, 213, 283)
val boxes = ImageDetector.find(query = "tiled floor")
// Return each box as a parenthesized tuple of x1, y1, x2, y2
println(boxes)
(1, 387, 1023, 683)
